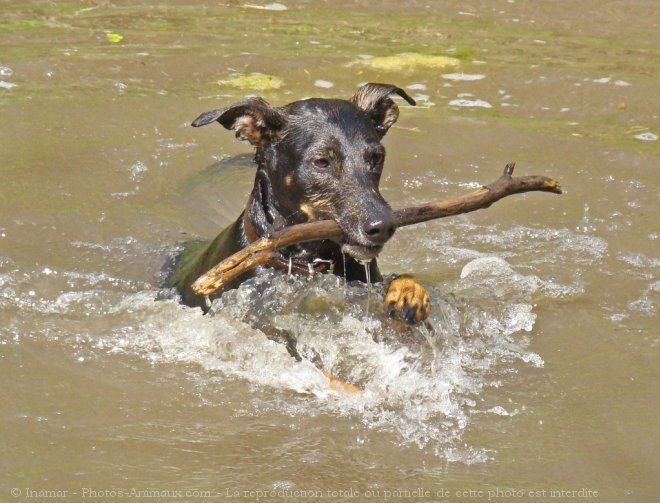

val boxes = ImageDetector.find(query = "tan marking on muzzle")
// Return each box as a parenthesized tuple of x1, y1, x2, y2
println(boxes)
(306, 193, 337, 215)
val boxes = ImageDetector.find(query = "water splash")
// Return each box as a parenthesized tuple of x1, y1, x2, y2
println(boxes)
(361, 259, 372, 317)
(2, 250, 544, 462)
(202, 269, 538, 456)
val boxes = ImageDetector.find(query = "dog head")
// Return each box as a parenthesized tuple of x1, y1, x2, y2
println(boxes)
(191, 83, 416, 261)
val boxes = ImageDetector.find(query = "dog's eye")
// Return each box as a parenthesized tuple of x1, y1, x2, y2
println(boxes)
(371, 152, 385, 169)
(312, 158, 330, 169)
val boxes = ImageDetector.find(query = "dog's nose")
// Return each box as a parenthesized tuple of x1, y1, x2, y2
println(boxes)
(363, 218, 397, 244)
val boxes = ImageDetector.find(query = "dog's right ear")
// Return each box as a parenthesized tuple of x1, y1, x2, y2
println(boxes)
(351, 83, 416, 137)
(191, 97, 286, 146)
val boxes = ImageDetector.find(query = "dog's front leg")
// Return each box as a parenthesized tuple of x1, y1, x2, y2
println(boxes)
(384, 275, 431, 324)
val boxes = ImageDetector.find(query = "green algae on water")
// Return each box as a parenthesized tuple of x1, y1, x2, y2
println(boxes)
(350, 53, 460, 72)
(106, 32, 123, 43)
(218, 73, 284, 91)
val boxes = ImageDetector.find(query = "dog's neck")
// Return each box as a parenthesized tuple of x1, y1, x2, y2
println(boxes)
(243, 169, 335, 265)
(244, 171, 288, 241)
(242, 206, 259, 243)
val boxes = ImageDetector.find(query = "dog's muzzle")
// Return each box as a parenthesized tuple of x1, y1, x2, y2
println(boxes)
(340, 213, 397, 261)
(340, 242, 385, 261)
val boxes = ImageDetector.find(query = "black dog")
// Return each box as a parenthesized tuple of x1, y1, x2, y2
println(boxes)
(171, 83, 430, 324)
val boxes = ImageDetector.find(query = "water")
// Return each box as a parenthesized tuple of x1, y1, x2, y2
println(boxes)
(362, 260, 372, 317)
(1, 0, 659, 501)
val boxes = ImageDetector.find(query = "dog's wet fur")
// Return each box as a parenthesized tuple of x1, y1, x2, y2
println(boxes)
(171, 83, 430, 324)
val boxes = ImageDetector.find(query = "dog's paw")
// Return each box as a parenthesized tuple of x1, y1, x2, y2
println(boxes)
(384, 275, 430, 324)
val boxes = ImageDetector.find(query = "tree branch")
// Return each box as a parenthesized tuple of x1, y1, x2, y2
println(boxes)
(192, 163, 561, 296)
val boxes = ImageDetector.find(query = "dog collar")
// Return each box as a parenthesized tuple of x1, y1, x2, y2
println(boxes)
(242, 205, 334, 276)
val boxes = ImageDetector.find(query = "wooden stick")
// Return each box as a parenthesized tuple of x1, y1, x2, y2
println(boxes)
(192, 163, 561, 296)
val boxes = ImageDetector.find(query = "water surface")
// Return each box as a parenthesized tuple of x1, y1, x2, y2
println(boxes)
(1, 1, 658, 501)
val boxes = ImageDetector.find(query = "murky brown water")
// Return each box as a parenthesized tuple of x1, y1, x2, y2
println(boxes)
(1, 1, 658, 502)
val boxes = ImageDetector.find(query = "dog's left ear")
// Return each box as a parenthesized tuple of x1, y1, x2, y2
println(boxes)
(190, 97, 286, 146)
(351, 83, 416, 137)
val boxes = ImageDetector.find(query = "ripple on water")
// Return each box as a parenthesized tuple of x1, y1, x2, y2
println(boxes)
(415, 223, 605, 298)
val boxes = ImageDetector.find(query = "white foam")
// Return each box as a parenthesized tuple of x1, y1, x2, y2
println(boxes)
(129, 161, 148, 181)
(460, 256, 512, 279)
(449, 98, 492, 108)
(314, 79, 334, 89)
(442, 73, 486, 81)
(633, 132, 657, 141)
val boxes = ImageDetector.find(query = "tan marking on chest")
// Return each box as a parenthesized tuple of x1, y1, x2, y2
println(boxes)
(300, 203, 316, 220)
